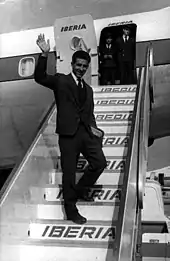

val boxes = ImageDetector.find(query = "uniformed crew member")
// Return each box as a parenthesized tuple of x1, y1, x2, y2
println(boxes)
(99, 33, 117, 85)
(116, 25, 135, 84)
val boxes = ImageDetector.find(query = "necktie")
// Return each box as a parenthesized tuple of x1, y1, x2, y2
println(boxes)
(77, 78, 82, 89)
(125, 36, 128, 42)
(77, 78, 85, 106)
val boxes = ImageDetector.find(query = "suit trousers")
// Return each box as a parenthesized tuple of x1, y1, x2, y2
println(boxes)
(119, 60, 134, 84)
(58, 124, 107, 216)
(100, 67, 116, 85)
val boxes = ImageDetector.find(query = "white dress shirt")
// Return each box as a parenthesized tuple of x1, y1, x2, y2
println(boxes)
(71, 72, 83, 88)
(123, 35, 129, 42)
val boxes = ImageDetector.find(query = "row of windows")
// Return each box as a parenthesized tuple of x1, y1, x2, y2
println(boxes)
(17, 37, 170, 78)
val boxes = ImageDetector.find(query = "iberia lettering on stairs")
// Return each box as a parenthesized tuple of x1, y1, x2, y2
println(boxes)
(100, 86, 136, 93)
(55, 157, 125, 172)
(49, 187, 121, 202)
(29, 224, 116, 242)
(103, 136, 128, 146)
(76, 158, 125, 171)
(106, 158, 125, 171)
(88, 188, 121, 201)
(94, 99, 134, 106)
(95, 112, 133, 121)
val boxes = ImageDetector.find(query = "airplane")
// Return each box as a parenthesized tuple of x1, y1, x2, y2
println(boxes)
(0, 6, 170, 261)
(0, 6, 170, 181)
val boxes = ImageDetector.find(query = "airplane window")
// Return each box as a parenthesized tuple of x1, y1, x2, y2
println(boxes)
(70, 36, 81, 51)
(18, 57, 35, 77)
(70, 36, 90, 53)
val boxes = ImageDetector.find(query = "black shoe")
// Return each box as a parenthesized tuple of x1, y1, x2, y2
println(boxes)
(67, 212, 87, 224)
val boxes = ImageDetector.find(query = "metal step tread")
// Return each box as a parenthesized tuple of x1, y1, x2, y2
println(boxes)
(40, 133, 129, 147)
(94, 111, 133, 124)
(92, 84, 137, 93)
(28, 219, 116, 246)
(7, 238, 117, 251)
(94, 92, 136, 98)
(28, 218, 116, 226)
(43, 125, 132, 135)
(12, 203, 119, 220)
(43, 170, 124, 186)
(30, 184, 121, 189)
(31, 145, 128, 158)
(29, 156, 126, 174)
(1, 242, 117, 261)
(30, 185, 121, 203)
(22, 199, 120, 206)
(94, 96, 135, 104)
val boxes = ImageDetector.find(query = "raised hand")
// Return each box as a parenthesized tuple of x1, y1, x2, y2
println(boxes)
(36, 34, 50, 53)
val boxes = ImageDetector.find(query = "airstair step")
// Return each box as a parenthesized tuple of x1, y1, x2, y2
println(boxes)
(2, 241, 117, 261)
(31, 145, 128, 158)
(92, 84, 137, 94)
(95, 105, 133, 112)
(49, 110, 133, 125)
(94, 97, 134, 111)
(101, 125, 132, 134)
(29, 185, 121, 203)
(12, 202, 119, 220)
(43, 124, 132, 136)
(94, 91, 136, 98)
(47, 170, 124, 186)
(94, 110, 133, 125)
(29, 155, 126, 175)
(0, 219, 117, 257)
(28, 219, 117, 245)
(23, 156, 125, 186)
(40, 133, 129, 148)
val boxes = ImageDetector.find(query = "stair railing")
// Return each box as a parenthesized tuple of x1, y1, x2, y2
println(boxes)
(116, 43, 154, 261)
(138, 43, 154, 210)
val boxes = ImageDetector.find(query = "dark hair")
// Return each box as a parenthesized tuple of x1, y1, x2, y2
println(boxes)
(72, 50, 91, 64)
(123, 25, 131, 31)
(105, 32, 112, 39)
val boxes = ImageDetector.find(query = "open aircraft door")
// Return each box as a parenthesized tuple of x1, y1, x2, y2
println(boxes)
(54, 14, 98, 85)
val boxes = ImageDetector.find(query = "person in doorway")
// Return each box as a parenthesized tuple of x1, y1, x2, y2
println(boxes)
(116, 25, 135, 84)
(34, 34, 107, 225)
(99, 32, 117, 85)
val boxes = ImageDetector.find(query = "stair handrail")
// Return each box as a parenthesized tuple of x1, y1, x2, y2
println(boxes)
(149, 42, 154, 103)
(0, 101, 56, 203)
(138, 43, 154, 209)
(116, 43, 154, 261)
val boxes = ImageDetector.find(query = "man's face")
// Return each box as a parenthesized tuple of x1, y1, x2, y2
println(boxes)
(106, 37, 112, 44)
(123, 28, 130, 36)
(71, 58, 89, 79)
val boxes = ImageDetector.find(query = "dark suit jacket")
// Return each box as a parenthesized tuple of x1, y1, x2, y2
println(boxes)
(99, 44, 117, 68)
(34, 55, 97, 136)
(116, 36, 135, 62)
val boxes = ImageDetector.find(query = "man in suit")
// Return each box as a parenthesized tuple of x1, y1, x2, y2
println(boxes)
(116, 25, 135, 84)
(34, 34, 107, 225)
(99, 33, 117, 85)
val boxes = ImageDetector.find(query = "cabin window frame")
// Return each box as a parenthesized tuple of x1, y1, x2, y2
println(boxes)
(18, 56, 35, 77)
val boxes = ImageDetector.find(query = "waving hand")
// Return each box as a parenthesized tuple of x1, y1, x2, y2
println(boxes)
(36, 34, 50, 53)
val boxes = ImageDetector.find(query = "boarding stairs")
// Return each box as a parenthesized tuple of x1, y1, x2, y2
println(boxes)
(0, 81, 142, 261)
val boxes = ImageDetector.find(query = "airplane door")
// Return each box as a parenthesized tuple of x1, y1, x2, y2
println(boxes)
(54, 14, 98, 85)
